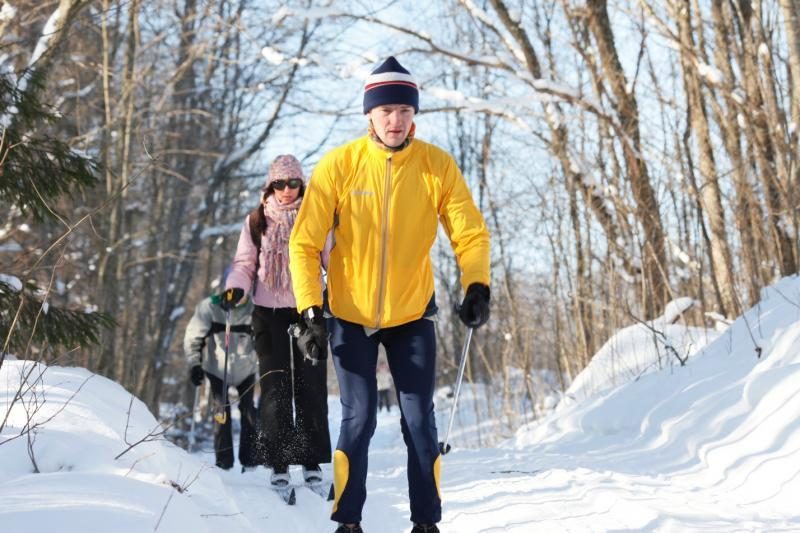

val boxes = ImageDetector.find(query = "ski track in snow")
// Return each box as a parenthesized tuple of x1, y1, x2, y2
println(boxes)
(195, 405, 791, 532)
(188, 363, 800, 533)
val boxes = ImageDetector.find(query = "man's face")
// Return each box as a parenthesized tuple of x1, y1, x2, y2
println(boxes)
(368, 104, 415, 147)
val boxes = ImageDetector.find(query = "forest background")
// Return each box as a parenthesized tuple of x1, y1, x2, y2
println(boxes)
(2, 0, 798, 446)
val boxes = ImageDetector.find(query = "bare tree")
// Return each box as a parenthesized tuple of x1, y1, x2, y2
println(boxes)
(667, 1, 740, 317)
(730, 1, 796, 275)
(583, 0, 669, 316)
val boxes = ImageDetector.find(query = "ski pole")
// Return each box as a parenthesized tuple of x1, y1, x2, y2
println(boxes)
(439, 326, 474, 455)
(287, 325, 297, 424)
(214, 305, 232, 425)
(188, 384, 200, 452)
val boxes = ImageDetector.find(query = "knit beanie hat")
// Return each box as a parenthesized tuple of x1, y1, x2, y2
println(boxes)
(363, 56, 419, 114)
(263, 154, 304, 191)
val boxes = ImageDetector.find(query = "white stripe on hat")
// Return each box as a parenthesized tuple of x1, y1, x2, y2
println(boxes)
(364, 71, 416, 88)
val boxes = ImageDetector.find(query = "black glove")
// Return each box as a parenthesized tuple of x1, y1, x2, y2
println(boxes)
(458, 283, 490, 329)
(189, 364, 204, 386)
(297, 306, 328, 365)
(220, 288, 245, 311)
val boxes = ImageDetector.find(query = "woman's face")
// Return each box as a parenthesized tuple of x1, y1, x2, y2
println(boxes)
(265, 178, 302, 205)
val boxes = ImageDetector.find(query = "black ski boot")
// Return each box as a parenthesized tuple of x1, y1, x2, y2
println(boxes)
(270, 465, 295, 505)
(270, 465, 291, 487)
(335, 524, 363, 533)
(303, 463, 323, 483)
(410, 524, 439, 533)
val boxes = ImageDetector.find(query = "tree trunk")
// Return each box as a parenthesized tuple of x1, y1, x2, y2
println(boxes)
(732, 0, 797, 275)
(707, 0, 764, 304)
(675, 2, 739, 318)
(779, 0, 800, 263)
(586, 0, 670, 317)
(94, 0, 119, 376)
(781, 0, 800, 133)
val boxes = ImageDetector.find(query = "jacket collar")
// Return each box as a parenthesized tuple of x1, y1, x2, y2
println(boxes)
(365, 133, 416, 164)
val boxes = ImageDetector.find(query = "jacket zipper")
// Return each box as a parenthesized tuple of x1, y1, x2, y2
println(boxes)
(375, 155, 392, 328)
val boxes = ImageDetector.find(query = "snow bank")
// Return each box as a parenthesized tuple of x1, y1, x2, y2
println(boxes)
(563, 297, 716, 405)
(504, 275, 800, 526)
(0, 361, 248, 533)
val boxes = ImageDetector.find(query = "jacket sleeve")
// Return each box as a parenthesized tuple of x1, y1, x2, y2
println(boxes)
(183, 299, 213, 368)
(438, 155, 491, 290)
(290, 155, 339, 312)
(226, 216, 257, 293)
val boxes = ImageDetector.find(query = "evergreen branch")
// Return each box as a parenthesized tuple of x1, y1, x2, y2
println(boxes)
(0, 279, 115, 362)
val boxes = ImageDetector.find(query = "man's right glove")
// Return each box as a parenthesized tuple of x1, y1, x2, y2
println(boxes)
(458, 283, 490, 329)
(297, 306, 328, 365)
(189, 364, 204, 386)
(220, 288, 245, 311)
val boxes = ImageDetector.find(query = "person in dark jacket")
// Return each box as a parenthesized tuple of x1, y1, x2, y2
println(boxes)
(184, 291, 258, 470)
(376, 359, 392, 413)
(224, 154, 332, 488)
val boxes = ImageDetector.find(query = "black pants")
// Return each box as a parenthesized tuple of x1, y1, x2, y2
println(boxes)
(252, 305, 332, 469)
(206, 373, 259, 469)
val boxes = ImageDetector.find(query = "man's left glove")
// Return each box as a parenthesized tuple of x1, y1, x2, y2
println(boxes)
(297, 306, 328, 365)
(458, 283, 490, 329)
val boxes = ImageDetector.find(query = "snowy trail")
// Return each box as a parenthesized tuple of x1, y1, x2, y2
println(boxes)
(193, 403, 421, 532)
(195, 404, 751, 532)
(4, 359, 799, 533)
(215, 467, 331, 531)
(5, 277, 800, 532)
(195, 382, 800, 533)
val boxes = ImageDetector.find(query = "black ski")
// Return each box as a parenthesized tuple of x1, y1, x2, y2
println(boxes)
(272, 485, 296, 505)
(305, 481, 334, 501)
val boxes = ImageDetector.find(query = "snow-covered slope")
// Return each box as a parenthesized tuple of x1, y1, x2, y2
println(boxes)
(2, 275, 800, 532)
(490, 275, 800, 530)
(0, 363, 243, 533)
(564, 296, 718, 404)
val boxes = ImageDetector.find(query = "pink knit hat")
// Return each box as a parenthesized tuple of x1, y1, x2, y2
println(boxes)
(263, 154, 305, 191)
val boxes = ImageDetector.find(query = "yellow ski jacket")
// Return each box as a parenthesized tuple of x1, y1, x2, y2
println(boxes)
(289, 134, 490, 329)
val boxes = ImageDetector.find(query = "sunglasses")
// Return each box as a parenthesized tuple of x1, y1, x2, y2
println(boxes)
(272, 178, 303, 191)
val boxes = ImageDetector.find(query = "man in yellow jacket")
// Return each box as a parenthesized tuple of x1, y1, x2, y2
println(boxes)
(289, 56, 490, 533)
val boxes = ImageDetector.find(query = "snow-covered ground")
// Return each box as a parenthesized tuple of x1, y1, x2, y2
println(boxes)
(2, 275, 800, 532)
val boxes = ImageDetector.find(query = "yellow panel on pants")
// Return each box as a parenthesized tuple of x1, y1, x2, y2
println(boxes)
(332, 449, 350, 514)
(433, 454, 441, 500)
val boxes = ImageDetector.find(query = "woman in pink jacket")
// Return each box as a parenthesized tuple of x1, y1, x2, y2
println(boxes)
(224, 154, 331, 488)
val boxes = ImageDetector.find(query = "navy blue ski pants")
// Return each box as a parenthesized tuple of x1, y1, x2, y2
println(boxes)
(329, 316, 441, 525)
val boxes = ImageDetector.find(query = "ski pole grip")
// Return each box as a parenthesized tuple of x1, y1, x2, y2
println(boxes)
(287, 323, 303, 338)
